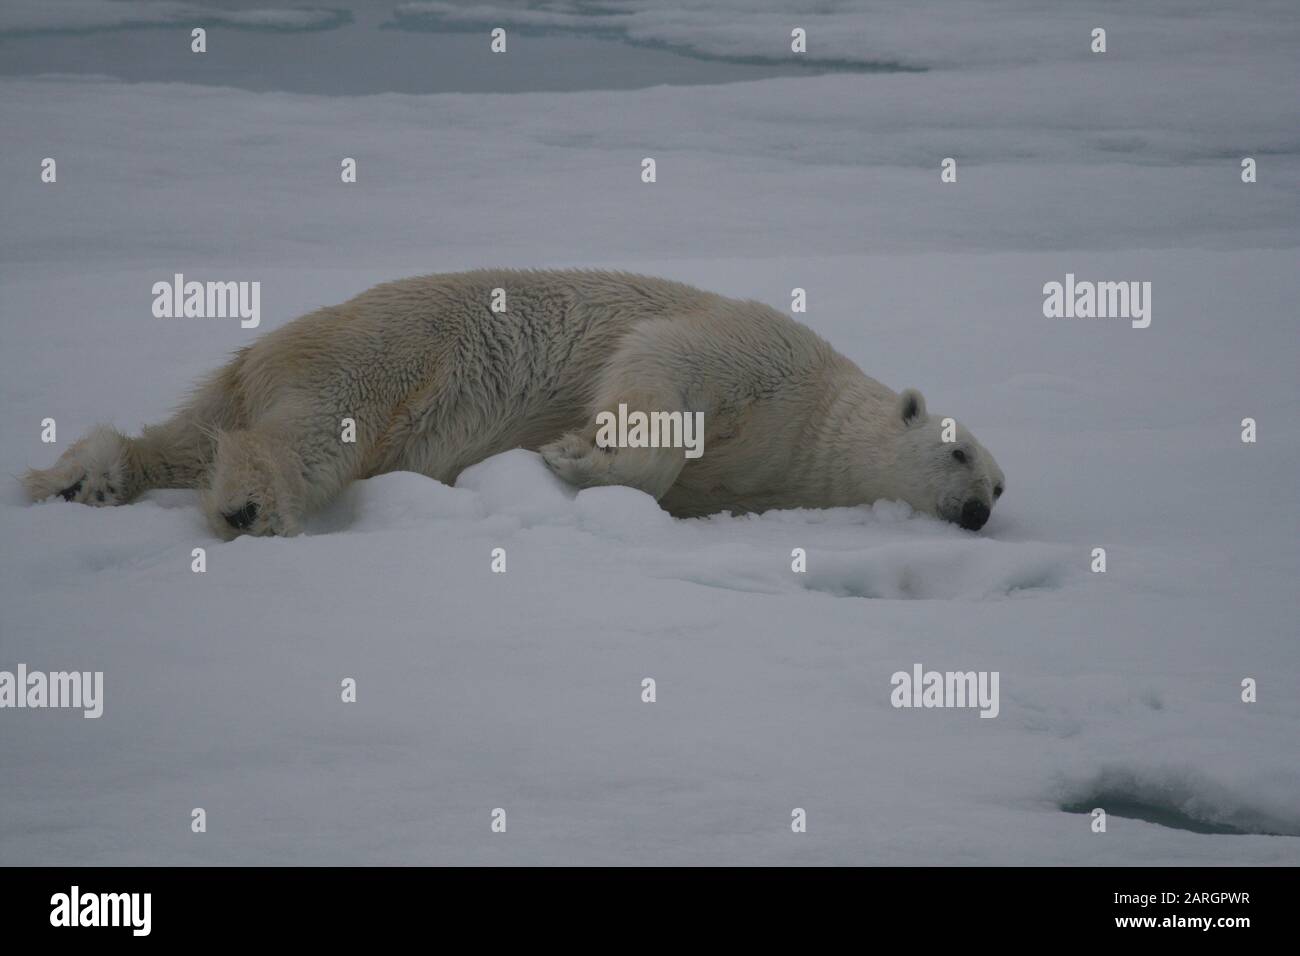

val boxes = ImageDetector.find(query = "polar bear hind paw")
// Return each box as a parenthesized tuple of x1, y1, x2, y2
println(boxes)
(540, 432, 613, 488)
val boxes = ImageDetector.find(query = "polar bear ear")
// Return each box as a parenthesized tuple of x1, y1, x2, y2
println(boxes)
(899, 388, 927, 427)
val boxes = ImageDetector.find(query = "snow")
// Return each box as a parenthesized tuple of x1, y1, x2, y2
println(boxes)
(0, 2, 1297, 865)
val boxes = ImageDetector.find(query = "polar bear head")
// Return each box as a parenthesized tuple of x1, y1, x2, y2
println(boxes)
(892, 388, 1005, 531)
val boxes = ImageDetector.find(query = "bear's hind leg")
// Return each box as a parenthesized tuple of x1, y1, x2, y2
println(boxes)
(540, 383, 691, 500)
(541, 428, 688, 500)
(542, 321, 705, 500)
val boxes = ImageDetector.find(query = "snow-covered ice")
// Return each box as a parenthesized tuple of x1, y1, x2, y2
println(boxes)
(0, 1, 1297, 865)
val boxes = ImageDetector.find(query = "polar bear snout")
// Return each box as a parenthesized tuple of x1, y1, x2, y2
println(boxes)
(958, 499, 990, 531)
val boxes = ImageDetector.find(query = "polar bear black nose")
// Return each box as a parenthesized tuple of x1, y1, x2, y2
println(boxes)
(959, 499, 989, 531)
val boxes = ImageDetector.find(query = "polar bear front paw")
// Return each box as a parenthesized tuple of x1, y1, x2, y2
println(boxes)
(23, 425, 133, 506)
(203, 475, 299, 540)
(202, 430, 305, 539)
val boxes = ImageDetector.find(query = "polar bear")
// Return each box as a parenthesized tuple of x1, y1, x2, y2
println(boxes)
(24, 270, 1005, 537)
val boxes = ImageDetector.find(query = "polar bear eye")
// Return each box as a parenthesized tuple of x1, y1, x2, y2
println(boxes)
(951, 449, 967, 464)
(994, 485, 1003, 498)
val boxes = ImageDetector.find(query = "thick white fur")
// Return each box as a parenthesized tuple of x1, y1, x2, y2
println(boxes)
(24, 270, 1005, 537)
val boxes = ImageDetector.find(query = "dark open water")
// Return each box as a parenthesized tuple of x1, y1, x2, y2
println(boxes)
(0, 2, 905, 94)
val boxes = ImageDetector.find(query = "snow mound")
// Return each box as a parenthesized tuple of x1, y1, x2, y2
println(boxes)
(574, 485, 673, 538)
(800, 540, 1071, 600)
(319, 471, 486, 535)
(653, 533, 1072, 601)
(453, 449, 576, 525)
(306, 451, 1071, 603)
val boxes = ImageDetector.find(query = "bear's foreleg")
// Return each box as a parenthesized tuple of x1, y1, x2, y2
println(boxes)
(201, 403, 367, 539)
(23, 366, 238, 506)
(202, 426, 309, 538)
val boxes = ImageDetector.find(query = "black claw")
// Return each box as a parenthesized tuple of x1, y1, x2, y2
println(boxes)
(58, 479, 84, 501)
(223, 502, 259, 530)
